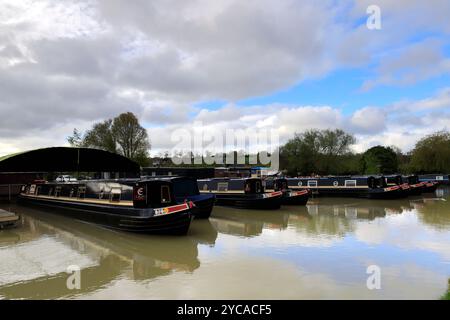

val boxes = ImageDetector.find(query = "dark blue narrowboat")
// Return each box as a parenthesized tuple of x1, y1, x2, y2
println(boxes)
(264, 177, 310, 205)
(385, 175, 411, 197)
(418, 174, 448, 188)
(198, 177, 283, 210)
(141, 176, 215, 219)
(285, 176, 407, 199)
(18, 179, 194, 235)
(401, 175, 425, 195)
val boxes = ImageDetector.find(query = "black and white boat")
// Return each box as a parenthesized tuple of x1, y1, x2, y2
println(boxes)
(141, 176, 215, 219)
(285, 176, 406, 199)
(198, 178, 283, 210)
(264, 177, 310, 205)
(18, 179, 195, 235)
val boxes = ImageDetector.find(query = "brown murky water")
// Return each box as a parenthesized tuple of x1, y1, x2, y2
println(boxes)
(1, 187, 449, 299)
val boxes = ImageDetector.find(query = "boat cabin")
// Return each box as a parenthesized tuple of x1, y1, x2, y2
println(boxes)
(23, 179, 180, 209)
(286, 176, 387, 189)
(198, 178, 265, 194)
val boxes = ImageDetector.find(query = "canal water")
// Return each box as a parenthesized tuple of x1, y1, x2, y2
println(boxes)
(1, 187, 449, 299)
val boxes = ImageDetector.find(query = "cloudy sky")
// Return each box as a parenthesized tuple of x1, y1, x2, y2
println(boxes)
(1, 0, 450, 157)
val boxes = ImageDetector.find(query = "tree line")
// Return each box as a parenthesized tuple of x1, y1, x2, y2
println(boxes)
(68, 112, 450, 174)
(280, 129, 450, 176)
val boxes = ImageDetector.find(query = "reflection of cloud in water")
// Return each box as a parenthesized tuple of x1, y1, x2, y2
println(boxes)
(0, 236, 97, 286)
(79, 256, 447, 300)
(355, 211, 450, 261)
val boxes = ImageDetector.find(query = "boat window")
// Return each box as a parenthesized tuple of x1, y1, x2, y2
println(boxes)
(161, 185, 171, 203)
(202, 183, 209, 191)
(298, 181, 303, 186)
(307, 180, 318, 187)
(55, 186, 61, 197)
(173, 180, 200, 197)
(333, 181, 339, 187)
(255, 180, 261, 193)
(29, 185, 36, 195)
(345, 180, 357, 187)
(217, 182, 229, 192)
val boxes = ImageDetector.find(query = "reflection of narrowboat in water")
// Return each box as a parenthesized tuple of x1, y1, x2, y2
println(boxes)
(17, 179, 194, 235)
(0, 205, 215, 299)
(198, 178, 283, 209)
(285, 176, 406, 199)
(141, 176, 215, 219)
(210, 206, 290, 237)
(306, 197, 413, 218)
(264, 177, 310, 205)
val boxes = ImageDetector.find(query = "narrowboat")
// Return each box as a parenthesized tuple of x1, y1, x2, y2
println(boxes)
(198, 178, 283, 209)
(17, 179, 194, 235)
(421, 180, 439, 193)
(385, 175, 411, 197)
(141, 176, 215, 219)
(285, 176, 407, 199)
(418, 174, 445, 193)
(264, 177, 310, 205)
(401, 175, 425, 195)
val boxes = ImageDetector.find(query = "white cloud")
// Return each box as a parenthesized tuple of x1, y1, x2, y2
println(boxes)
(362, 39, 450, 91)
(1, 0, 450, 157)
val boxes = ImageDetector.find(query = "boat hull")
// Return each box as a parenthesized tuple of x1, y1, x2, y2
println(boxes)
(408, 184, 424, 196)
(17, 194, 192, 235)
(209, 193, 282, 210)
(182, 194, 215, 219)
(290, 187, 406, 199)
(422, 182, 438, 193)
(281, 190, 310, 205)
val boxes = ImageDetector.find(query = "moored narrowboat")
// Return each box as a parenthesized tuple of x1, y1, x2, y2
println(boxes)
(418, 174, 449, 185)
(198, 178, 283, 210)
(285, 176, 407, 199)
(385, 175, 411, 197)
(141, 176, 215, 219)
(401, 175, 425, 195)
(264, 177, 310, 205)
(17, 179, 194, 235)
(421, 180, 439, 193)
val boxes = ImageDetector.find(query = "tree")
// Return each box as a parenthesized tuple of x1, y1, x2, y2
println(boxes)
(111, 112, 151, 160)
(67, 128, 83, 147)
(67, 112, 151, 166)
(82, 119, 117, 153)
(317, 129, 356, 173)
(360, 145, 398, 174)
(409, 130, 450, 173)
(280, 129, 356, 176)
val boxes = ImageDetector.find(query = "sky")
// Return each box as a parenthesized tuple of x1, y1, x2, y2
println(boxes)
(0, 0, 450, 157)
